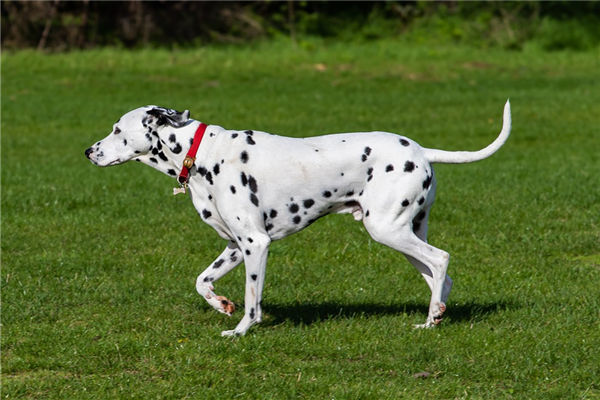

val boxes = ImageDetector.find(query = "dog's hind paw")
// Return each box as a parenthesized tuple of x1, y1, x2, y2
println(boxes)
(414, 321, 435, 329)
(415, 302, 446, 329)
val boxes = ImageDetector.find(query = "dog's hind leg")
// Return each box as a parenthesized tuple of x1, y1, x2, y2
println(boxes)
(406, 207, 453, 307)
(196, 241, 243, 316)
(221, 233, 271, 337)
(364, 216, 450, 328)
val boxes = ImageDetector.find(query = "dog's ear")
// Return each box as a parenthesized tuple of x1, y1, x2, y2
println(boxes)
(147, 107, 191, 128)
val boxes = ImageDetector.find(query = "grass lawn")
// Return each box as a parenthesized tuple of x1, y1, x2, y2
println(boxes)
(2, 39, 599, 399)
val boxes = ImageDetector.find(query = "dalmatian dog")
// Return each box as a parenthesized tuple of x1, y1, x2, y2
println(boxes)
(85, 100, 511, 336)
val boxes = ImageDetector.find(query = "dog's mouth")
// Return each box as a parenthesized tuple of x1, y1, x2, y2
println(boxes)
(85, 147, 122, 167)
(105, 159, 122, 166)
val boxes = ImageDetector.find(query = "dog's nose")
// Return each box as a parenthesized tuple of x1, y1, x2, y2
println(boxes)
(85, 147, 93, 159)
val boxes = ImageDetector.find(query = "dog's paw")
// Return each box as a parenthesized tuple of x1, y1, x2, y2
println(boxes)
(215, 296, 235, 316)
(414, 302, 446, 329)
(414, 321, 435, 329)
(221, 329, 243, 337)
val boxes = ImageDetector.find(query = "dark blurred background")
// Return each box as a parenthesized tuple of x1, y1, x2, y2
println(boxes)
(2, 1, 599, 51)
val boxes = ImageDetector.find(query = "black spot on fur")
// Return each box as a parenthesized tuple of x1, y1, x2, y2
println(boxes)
(365, 210, 370, 217)
(248, 175, 258, 193)
(402, 199, 410, 207)
(145, 133, 152, 142)
(323, 190, 332, 198)
(346, 191, 354, 197)
(123, 139, 127, 146)
(367, 175, 373, 182)
(423, 175, 433, 189)
(404, 161, 415, 172)
(230, 253, 238, 263)
(246, 136, 256, 145)
(418, 197, 425, 205)
(289, 203, 299, 213)
(250, 193, 259, 207)
(204, 277, 214, 282)
(205, 172, 213, 185)
(364, 147, 372, 155)
(172, 143, 182, 154)
(158, 152, 168, 162)
(250, 308, 255, 320)
(361, 154, 368, 162)
(340, 172, 344, 176)
(293, 215, 301, 224)
(266, 223, 274, 231)
(152, 148, 159, 155)
(149, 157, 158, 164)
(386, 164, 394, 172)
(169, 134, 176, 143)
(230, 185, 236, 194)
(241, 151, 249, 163)
(270, 209, 278, 218)
(241, 172, 248, 186)
(245, 249, 251, 256)
(208, 195, 213, 201)
(213, 163, 220, 175)
(303, 199, 315, 209)
(156, 141, 162, 150)
(245, 130, 253, 135)
(251, 274, 257, 281)
(189, 138, 194, 146)
(213, 259, 225, 268)
(247, 237, 254, 243)
(202, 209, 212, 219)
(367, 167, 373, 176)
(232, 133, 238, 139)
(400, 138, 410, 146)
(167, 169, 177, 176)
(198, 166, 207, 176)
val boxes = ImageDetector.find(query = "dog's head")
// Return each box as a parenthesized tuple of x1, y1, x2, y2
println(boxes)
(85, 106, 190, 166)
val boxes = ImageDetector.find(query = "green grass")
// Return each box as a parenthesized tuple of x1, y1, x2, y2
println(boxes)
(2, 39, 599, 399)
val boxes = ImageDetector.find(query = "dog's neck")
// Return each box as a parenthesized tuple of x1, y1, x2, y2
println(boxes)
(135, 121, 203, 179)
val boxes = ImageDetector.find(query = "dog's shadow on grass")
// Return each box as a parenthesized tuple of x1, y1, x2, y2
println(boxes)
(263, 300, 519, 327)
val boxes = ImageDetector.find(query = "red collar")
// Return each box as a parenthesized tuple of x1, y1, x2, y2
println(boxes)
(178, 122, 208, 185)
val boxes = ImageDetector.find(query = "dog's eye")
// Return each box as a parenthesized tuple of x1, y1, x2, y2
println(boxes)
(114, 127, 122, 135)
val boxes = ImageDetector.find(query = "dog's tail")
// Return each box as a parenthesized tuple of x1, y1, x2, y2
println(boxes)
(423, 100, 511, 164)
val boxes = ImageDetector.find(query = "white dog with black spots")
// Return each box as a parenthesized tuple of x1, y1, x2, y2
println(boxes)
(86, 100, 511, 336)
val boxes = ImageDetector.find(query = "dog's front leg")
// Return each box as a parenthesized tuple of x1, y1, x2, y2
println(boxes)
(196, 241, 242, 315)
(221, 233, 271, 337)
